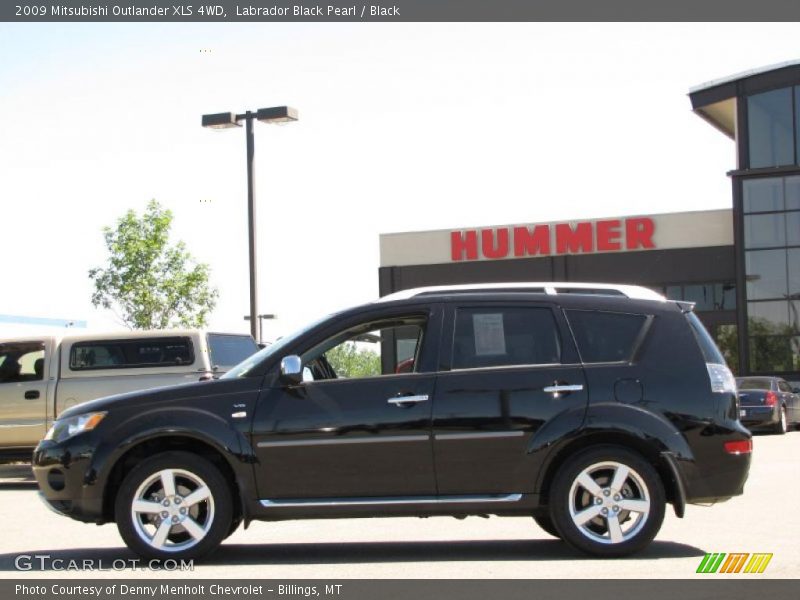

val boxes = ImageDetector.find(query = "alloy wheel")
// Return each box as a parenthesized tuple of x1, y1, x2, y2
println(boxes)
(567, 461, 651, 545)
(130, 468, 215, 553)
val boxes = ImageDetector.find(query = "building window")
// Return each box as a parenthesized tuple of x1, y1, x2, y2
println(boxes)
(742, 174, 800, 373)
(748, 87, 794, 168)
(659, 282, 736, 311)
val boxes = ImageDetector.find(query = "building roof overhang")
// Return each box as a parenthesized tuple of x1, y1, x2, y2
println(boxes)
(689, 59, 800, 139)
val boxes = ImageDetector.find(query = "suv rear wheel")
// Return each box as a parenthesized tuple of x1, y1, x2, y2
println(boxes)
(549, 446, 665, 557)
(115, 451, 233, 560)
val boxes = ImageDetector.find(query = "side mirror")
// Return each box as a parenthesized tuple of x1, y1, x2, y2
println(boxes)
(793, 387, 800, 394)
(280, 355, 303, 385)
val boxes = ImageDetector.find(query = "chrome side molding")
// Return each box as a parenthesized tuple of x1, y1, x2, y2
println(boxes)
(259, 493, 523, 508)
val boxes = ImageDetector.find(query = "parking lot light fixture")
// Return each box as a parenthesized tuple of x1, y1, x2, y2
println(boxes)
(202, 106, 298, 340)
(201, 112, 240, 129)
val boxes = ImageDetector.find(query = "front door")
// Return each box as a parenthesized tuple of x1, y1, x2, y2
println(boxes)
(251, 307, 441, 500)
(0, 340, 50, 449)
(432, 303, 588, 495)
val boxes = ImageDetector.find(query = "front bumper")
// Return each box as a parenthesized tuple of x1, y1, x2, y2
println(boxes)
(33, 437, 105, 523)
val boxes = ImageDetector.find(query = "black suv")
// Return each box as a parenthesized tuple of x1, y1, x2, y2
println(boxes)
(34, 283, 751, 559)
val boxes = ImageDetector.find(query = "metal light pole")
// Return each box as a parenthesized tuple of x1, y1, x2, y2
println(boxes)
(202, 107, 298, 340)
(244, 313, 276, 345)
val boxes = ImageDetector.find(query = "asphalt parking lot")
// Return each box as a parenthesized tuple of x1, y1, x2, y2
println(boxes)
(0, 432, 797, 580)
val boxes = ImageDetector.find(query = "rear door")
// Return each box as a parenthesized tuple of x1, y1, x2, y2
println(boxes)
(0, 340, 50, 449)
(431, 302, 587, 495)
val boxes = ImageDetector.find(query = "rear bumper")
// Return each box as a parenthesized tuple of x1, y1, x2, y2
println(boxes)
(740, 405, 779, 429)
(678, 427, 752, 505)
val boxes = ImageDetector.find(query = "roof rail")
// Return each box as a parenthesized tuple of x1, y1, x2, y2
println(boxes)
(377, 282, 666, 303)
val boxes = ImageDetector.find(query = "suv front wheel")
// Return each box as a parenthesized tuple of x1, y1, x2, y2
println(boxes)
(114, 451, 233, 560)
(549, 446, 665, 557)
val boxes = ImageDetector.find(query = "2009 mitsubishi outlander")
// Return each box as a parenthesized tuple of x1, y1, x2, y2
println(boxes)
(33, 283, 751, 559)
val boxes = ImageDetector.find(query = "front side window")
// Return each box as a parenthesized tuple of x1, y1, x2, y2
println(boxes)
(301, 316, 426, 381)
(451, 307, 561, 370)
(0, 342, 45, 383)
(70, 337, 194, 370)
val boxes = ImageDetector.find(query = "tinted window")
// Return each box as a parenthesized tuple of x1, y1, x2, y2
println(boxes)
(207, 334, 258, 368)
(735, 377, 773, 391)
(452, 307, 560, 370)
(70, 337, 194, 370)
(686, 312, 726, 364)
(0, 342, 45, 383)
(566, 310, 647, 363)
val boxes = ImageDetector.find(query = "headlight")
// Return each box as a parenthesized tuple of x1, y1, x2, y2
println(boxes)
(44, 412, 107, 444)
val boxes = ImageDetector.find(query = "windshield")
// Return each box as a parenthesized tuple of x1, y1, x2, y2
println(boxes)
(221, 312, 335, 379)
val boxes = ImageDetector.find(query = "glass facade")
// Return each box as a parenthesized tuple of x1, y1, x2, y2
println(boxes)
(658, 282, 736, 311)
(742, 175, 800, 373)
(748, 87, 794, 168)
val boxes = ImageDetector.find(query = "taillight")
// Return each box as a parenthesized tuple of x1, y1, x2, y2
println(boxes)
(706, 363, 736, 394)
(724, 440, 753, 455)
(765, 391, 778, 407)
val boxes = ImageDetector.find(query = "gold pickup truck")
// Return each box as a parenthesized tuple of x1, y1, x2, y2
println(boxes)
(0, 329, 257, 462)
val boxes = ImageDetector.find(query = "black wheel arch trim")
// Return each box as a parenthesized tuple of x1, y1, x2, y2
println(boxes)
(87, 408, 257, 523)
(530, 403, 694, 512)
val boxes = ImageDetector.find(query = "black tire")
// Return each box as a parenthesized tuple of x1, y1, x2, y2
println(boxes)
(549, 446, 666, 557)
(533, 514, 561, 539)
(115, 451, 233, 561)
(773, 406, 788, 435)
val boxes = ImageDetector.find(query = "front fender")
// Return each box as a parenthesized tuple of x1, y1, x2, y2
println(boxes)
(87, 407, 255, 489)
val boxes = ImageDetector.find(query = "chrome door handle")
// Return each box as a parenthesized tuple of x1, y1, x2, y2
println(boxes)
(388, 394, 429, 405)
(543, 384, 584, 393)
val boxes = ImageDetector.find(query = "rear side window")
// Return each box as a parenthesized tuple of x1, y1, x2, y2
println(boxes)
(566, 310, 648, 363)
(70, 337, 194, 371)
(685, 312, 726, 364)
(207, 334, 258, 368)
(452, 307, 561, 369)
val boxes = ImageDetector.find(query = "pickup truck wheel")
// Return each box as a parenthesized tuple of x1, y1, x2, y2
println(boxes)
(532, 514, 561, 538)
(115, 451, 233, 561)
(549, 446, 665, 557)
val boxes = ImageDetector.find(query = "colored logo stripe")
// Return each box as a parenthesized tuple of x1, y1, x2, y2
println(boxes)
(720, 553, 749, 573)
(697, 553, 726, 573)
(744, 553, 773, 574)
(696, 553, 772, 574)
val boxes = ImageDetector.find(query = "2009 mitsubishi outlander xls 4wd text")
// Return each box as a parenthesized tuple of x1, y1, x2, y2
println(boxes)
(34, 283, 751, 559)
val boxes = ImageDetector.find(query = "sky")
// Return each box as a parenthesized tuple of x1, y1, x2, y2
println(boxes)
(1, 23, 799, 341)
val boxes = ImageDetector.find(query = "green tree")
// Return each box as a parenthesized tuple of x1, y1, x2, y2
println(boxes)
(89, 200, 218, 329)
(325, 342, 381, 378)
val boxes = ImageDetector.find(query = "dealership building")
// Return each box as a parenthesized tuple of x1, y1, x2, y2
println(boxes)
(379, 62, 800, 380)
